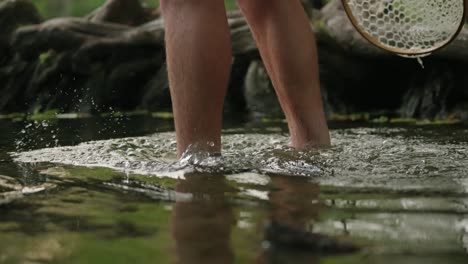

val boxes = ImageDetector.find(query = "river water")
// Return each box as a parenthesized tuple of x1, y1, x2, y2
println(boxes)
(1, 117, 468, 263)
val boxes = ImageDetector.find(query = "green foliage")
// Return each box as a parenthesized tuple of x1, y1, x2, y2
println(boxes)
(225, 0, 237, 10)
(151, 112, 174, 119)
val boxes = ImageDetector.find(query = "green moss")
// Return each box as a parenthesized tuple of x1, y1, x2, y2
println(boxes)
(0, 113, 26, 120)
(415, 118, 462, 125)
(151, 112, 173, 119)
(313, 20, 328, 32)
(131, 174, 177, 189)
(370, 116, 389, 123)
(330, 113, 371, 122)
(38, 52, 52, 65)
(389, 118, 418, 124)
(260, 117, 287, 123)
(61, 166, 121, 182)
(29, 110, 59, 121)
(100, 110, 150, 118)
(42, 165, 178, 190)
(329, 113, 463, 125)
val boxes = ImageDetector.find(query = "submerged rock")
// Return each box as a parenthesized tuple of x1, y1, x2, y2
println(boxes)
(0, 174, 56, 206)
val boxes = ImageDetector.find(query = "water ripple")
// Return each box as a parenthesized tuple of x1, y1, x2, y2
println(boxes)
(12, 128, 468, 193)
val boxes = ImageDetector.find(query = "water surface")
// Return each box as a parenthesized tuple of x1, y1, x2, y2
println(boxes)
(1, 117, 468, 263)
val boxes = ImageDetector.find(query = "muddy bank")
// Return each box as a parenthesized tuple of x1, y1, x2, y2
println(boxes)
(1, 0, 468, 121)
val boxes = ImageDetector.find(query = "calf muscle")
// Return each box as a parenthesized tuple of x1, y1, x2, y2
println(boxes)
(162, 0, 232, 157)
(239, 0, 330, 148)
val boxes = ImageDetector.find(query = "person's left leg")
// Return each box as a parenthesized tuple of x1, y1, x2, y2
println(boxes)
(160, 0, 232, 157)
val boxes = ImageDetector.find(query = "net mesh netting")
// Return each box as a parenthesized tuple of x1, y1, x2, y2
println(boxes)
(344, 0, 465, 54)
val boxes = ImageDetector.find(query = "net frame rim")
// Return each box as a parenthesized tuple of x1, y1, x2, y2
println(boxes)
(341, 0, 467, 56)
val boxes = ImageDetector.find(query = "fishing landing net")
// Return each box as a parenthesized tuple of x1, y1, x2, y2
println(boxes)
(342, 0, 466, 65)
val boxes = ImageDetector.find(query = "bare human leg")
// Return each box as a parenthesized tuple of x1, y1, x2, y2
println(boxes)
(160, 0, 232, 157)
(237, 0, 330, 148)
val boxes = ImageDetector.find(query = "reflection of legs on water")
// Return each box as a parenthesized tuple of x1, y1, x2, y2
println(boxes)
(171, 173, 235, 264)
(267, 175, 321, 229)
(161, 0, 232, 157)
(258, 175, 321, 264)
(258, 175, 357, 263)
(238, 0, 330, 149)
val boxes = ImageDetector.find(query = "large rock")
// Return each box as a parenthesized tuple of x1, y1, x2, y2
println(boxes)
(0, 0, 42, 64)
(400, 62, 468, 119)
(243, 61, 283, 119)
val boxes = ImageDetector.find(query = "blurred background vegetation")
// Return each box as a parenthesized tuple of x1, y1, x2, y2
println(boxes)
(30, 0, 238, 18)
(5, 0, 463, 121)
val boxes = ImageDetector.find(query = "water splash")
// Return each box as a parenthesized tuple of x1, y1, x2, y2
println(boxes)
(15, 120, 61, 151)
(11, 128, 468, 193)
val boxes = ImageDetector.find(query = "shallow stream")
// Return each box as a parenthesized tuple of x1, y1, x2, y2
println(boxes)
(1, 117, 468, 263)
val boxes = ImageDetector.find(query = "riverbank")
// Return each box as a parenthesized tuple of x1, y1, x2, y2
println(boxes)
(1, 0, 468, 121)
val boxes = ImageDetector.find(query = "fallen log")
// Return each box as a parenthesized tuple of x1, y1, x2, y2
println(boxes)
(1, 0, 468, 121)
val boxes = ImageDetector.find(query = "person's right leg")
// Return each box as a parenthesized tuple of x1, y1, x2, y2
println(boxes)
(160, 0, 232, 157)
(237, 0, 330, 149)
